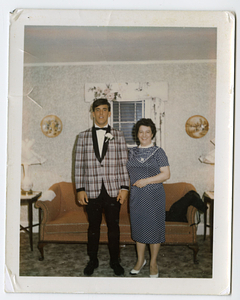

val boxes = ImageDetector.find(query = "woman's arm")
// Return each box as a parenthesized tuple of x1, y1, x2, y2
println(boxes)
(133, 166, 170, 188)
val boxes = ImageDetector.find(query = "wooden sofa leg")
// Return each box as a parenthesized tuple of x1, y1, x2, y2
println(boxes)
(188, 244, 199, 264)
(38, 242, 47, 261)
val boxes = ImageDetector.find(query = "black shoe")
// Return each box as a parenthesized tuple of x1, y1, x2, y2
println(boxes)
(84, 259, 99, 276)
(110, 260, 124, 276)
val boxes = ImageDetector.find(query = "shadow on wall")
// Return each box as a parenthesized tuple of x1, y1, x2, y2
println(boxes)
(71, 135, 79, 184)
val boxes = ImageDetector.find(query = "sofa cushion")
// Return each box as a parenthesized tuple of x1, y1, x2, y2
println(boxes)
(44, 203, 131, 234)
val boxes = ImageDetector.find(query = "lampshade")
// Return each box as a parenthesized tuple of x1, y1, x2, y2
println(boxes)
(21, 139, 46, 194)
(199, 149, 215, 164)
(199, 138, 215, 165)
(21, 139, 46, 165)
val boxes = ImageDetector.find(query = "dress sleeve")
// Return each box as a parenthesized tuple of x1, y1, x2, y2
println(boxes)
(155, 147, 169, 168)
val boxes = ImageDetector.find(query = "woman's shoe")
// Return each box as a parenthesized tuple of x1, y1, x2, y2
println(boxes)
(129, 259, 147, 275)
(149, 266, 159, 278)
(149, 272, 159, 278)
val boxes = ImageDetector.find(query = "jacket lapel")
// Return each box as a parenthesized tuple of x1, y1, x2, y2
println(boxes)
(101, 125, 111, 162)
(92, 127, 101, 162)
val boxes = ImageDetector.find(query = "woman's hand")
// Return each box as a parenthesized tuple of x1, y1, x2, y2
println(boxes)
(133, 166, 170, 188)
(133, 178, 149, 188)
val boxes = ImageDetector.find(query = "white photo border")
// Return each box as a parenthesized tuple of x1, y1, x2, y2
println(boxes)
(6, 9, 235, 295)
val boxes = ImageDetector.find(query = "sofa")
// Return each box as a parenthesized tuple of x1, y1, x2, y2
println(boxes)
(35, 181, 199, 263)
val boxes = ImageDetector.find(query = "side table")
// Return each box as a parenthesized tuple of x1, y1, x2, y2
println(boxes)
(20, 191, 42, 251)
(203, 191, 214, 252)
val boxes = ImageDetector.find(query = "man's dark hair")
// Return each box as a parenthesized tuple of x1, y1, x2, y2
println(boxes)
(135, 118, 157, 140)
(92, 98, 111, 112)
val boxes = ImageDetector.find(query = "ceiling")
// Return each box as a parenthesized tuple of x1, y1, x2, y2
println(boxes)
(24, 26, 217, 65)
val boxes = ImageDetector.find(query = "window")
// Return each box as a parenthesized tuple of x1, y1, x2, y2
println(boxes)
(111, 100, 145, 147)
(110, 98, 165, 149)
(85, 82, 168, 149)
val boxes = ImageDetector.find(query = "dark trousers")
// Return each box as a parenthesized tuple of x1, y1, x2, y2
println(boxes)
(86, 183, 121, 262)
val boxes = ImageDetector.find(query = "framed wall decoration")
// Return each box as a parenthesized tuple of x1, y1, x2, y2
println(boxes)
(40, 115, 62, 138)
(185, 115, 209, 139)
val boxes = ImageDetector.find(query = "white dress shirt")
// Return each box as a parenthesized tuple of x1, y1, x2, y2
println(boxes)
(95, 125, 108, 156)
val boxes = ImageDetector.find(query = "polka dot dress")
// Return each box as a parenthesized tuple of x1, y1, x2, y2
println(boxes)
(126, 146, 169, 244)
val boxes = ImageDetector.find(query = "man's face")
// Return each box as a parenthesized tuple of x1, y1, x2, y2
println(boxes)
(92, 104, 111, 127)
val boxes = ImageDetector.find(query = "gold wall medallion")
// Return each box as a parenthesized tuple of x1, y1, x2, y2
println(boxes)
(41, 115, 62, 138)
(185, 115, 209, 139)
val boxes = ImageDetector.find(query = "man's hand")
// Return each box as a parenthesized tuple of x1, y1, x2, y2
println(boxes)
(77, 191, 88, 205)
(117, 189, 129, 204)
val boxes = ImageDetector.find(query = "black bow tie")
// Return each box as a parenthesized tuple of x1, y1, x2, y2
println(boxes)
(95, 127, 108, 131)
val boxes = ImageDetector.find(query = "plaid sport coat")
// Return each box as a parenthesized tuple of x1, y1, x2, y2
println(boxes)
(75, 125, 129, 199)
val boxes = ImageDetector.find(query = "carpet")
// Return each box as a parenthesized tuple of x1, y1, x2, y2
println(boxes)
(20, 233, 212, 278)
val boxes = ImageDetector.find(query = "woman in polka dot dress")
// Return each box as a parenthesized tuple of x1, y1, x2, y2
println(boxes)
(126, 118, 170, 278)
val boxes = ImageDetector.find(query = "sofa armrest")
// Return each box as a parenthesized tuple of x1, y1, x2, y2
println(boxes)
(186, 205, 198, 226)
(35, 196, 61, 223)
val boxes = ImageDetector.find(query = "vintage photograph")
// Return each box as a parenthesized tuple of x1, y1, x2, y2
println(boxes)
(6, 10, 234, 295)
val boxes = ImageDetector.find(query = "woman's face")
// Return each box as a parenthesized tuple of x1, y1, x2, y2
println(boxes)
(138, 125, 153, 147)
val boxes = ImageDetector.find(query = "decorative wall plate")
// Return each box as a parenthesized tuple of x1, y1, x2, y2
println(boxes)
(185, 115, 209, 139)
(41, 115, 62, 138)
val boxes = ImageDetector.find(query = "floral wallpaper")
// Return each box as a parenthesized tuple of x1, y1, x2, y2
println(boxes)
(85, 82, 168, 102)
(87, 84, 121, 101)
(22, 61, 216, 230)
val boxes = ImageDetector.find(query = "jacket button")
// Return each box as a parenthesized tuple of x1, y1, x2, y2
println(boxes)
(101, 164, 103, 167)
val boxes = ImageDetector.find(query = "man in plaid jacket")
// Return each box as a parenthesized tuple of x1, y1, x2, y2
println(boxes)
(75, 98, 129, 276)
